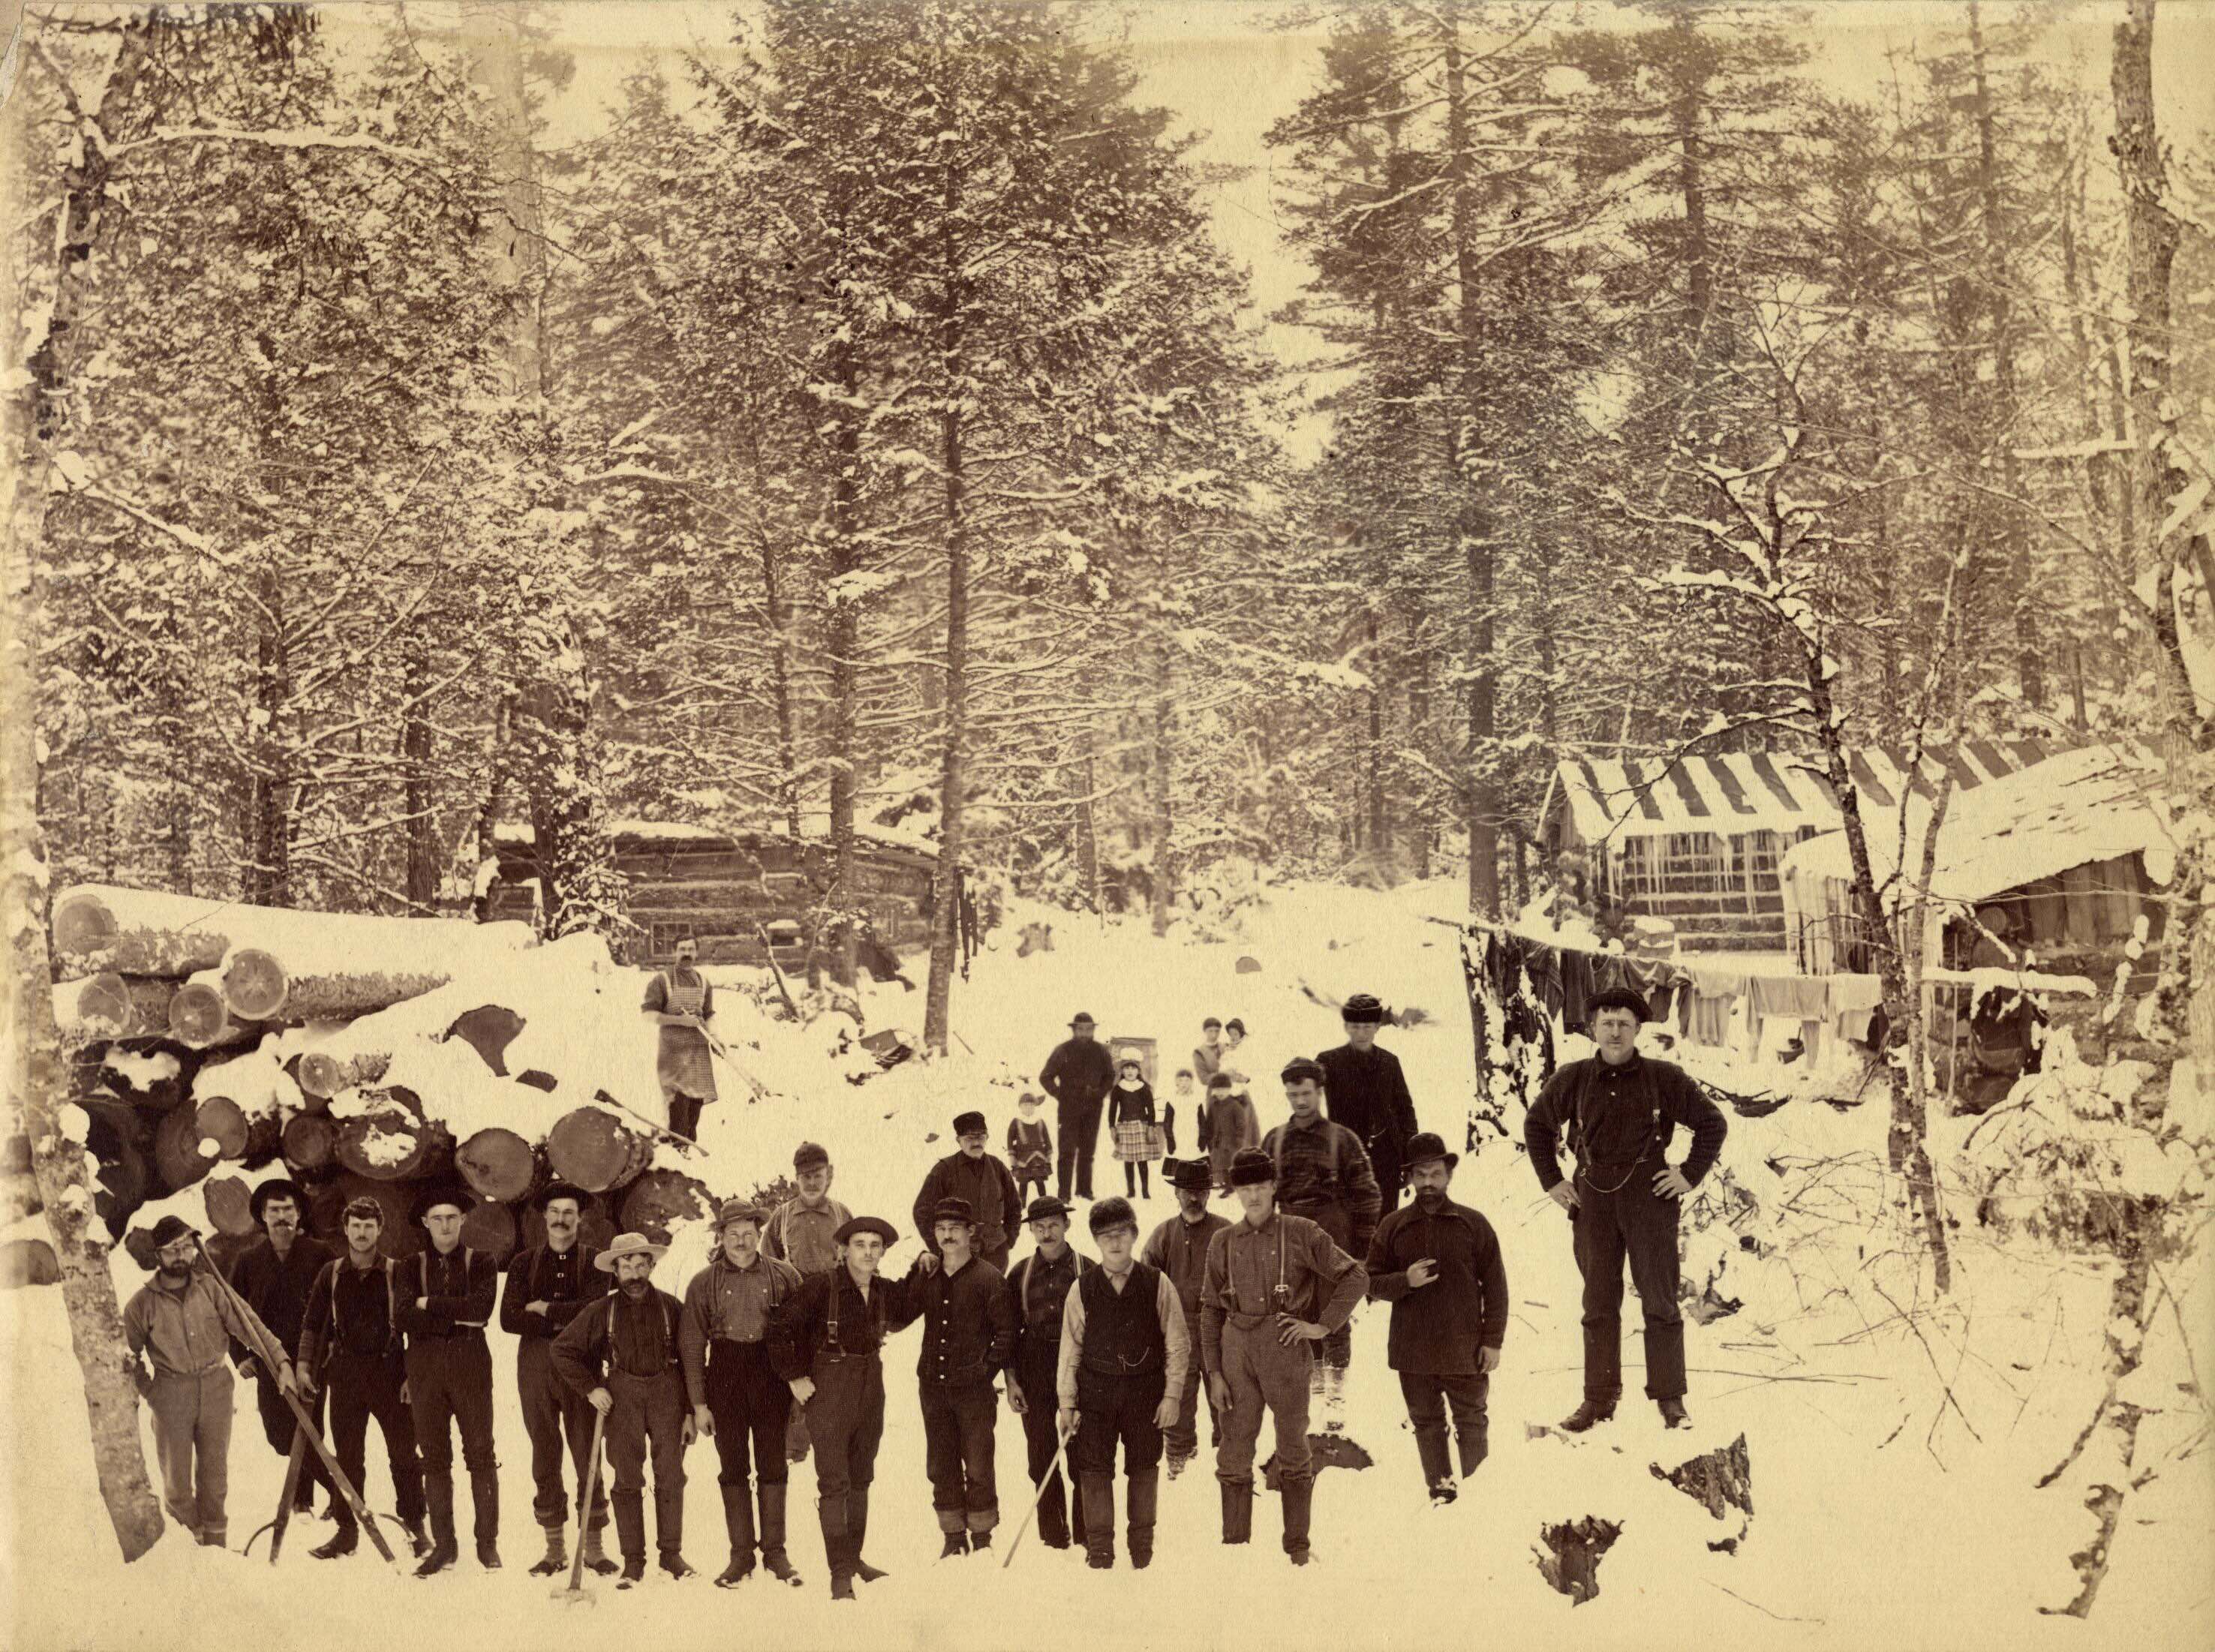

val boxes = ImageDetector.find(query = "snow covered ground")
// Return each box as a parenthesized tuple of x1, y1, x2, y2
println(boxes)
(5, 877, 2210, 1650)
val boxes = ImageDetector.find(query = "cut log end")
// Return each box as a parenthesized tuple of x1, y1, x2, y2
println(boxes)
(222, 947, 289, 1021)
(202, 1175, 256, 1237)
(618, 1168, 714, 1244)
(52, 890, 119, 960)
(194, 1097, 251, 1161)
(455, 1128, 539, 1204)
(168, 983, 231, 1049)
(458, 1197, 518, 1266)
(294, 1051, 341, 1101)
(281, 1113, 338, 1173)
(545, 1108, 651, 1195)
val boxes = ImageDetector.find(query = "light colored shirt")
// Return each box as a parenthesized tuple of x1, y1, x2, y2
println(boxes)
(125, 1270, 277, 1382)
(1055, 1264, 1191, 1410)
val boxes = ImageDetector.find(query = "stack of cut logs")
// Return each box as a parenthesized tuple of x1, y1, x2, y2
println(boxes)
(49, 885, 714, 1272)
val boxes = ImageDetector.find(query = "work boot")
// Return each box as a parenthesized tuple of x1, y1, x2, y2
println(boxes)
(1560, 1397, 1616, 1433)
(579, 1522, 618, 1576)
(476, 1538, 501, 1570)
(716, 1484, 756, 1587)
(1658, 1396, 1691, 1429)
(617, 1556, 646, 1590)
(413, 1474, 456, 1577)
(969, 1529, 992, 1554)
(527, 1523, 567, 1577)
(469, 1471, 500, 1568)
(309, 1526, 357, 1560)
(1282, 1474, 1315, 1566)
(819, 1495, 855, 1599)
(1165, 1451, 1188, 1482)
(401, 1517, 433, 1560)
(1220, 1478, 1253, 1545)
(759, 1482, 801, 1585)
(940, 1530, 970, 1559)
(849, 1488, 888, 1582)
(659, 1552, 696, 1581)
(1429, 1480, 1458, 1509)
(1080, 1473, 1116, 1569)
(1126, 1467, 1158, 1569)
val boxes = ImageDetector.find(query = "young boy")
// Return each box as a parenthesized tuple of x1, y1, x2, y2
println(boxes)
(1008, 1095, 1053, 1208)
(1201, 1072, 1258, 1194)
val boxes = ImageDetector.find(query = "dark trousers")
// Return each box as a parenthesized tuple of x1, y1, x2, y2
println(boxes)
(606, 1368, 687, 1561)
(1163, 1315, 1219, 1460)
(1071, 1368, 1166, 1477)
(1572, 1167, 1686, 1401)
(253, 1366, 337, 1505)
(406, 1333, 497, 1542)
(1288, 1203, 1357, 1371)
(518, 1338, 606, 1530)
(803, 1353, 884, 1552)
(919, 1380, 1000, 1534)
(1014, 1351, 1082, 1548)
(669, 1093, 707, 1142)
(706, 1340, 791, 1492)
(1399, 1371, 1488, 1486)
(1017, 1175, 1049, 1207)
(1372, 1138, 1405, 1215)
(326, 1349, 424, 1530)
(1056, 1097, 1104, 1201)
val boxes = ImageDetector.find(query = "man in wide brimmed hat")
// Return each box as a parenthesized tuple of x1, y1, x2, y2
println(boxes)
(1142, 1158, 1231, 1478)
(682, 1200, 806, 1587)
(500, 1181, 614, 1577)
(225, 1176, 338, 1521)
(912, 1110, 1022, 1272)
(396, 1182, 503, 1575)
(1038, 1010, 1117, 1202)
(766, 1213, 929, 1599)
(124, 1213, 294, 1548)
(555, 1232, 696, 1588)
(1366, 1133, 1508, 1505)
(1002, 1194, 1093, 1551)
(912, 1195, 1019, 1557)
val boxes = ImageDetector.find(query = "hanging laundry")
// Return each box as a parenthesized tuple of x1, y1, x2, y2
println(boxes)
(1829, 974, 1885, 1047)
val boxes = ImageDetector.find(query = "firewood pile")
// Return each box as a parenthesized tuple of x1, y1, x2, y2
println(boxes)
(49, 885, 717, 1272)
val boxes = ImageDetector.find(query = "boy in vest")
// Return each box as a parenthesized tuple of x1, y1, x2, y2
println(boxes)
(1141, 1158, 1230, 1478)
(642, 936, 717, 1140)
(296, 1197, 431, 1560)
(1007, 1094, 1053, 1208)
(1002, 1196, 1092, 1550)
(554, 1232, 698, 1588)
(397, 1183, 501, 1575)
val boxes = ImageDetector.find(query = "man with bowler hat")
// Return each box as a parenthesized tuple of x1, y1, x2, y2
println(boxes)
(912, 1110, 1022, 1272)
(397, 1182, 501, 1575)
(225, 1176, 336, 1518)
(1367, 1132, 1507, 1503)
(913, 1196, 1018, 1555)
(1316, 991, 1420, 1212)
(1002, 1195, 1092, 1549)
(500, 1180, 613, 1576)
(1524, 985, 1727, 1432)
(1039, 1011, 1117, 1202)
(1142, 1158, 1230, 1477)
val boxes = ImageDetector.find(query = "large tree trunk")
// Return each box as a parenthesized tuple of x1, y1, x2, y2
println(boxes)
(403, 632, 440, 912)
(1152, 651, 1176, 939)
(1073, 734, 1101, 913)
(245, 562, 293, 906)
(922, 104, 969, 1055)
(821, 349, 864, 988)
(758, 531, 804, 840)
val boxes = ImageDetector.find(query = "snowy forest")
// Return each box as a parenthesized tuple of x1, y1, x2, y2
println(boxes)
(3, 0, 2213, 1646)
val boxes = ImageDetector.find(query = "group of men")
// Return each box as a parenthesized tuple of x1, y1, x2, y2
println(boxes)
(123, 980, 1727, 1590)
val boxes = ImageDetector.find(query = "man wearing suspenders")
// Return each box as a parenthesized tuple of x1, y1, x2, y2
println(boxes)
(500, 1182, 614, 1577)
(1002, 1197, 1092, 1551)
(642, 936, 718, 1141)
(762, 1141, 852, 1469)
(398, 1183, 502, 1576)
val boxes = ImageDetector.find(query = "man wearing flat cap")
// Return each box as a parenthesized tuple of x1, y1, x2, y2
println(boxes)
(767, 1213, 928, 1599)
(1260, 1057, 1382, 1433)
(764, 1141, 851, 1470)
(1039, 1011, 1117, 1202)
(1142, 1158, 1231, 1478)
(554, 1231, 697, 1588)
(1524, 984, 1727, 1432)
(1002, 1195, 1094, 1550)
(125, 1214, 295, 1548)
(1317, 992, 1421, 1215)
(398, 1182, 502, 1575)
(225, 1176, 337, 1521)
(682, 1200, 805, 1587)
(912, 1110, 1022, 1272)
(1200, 1149, 1366, 1566)
(501, 1182, 615, 1577)
(1367, 1133, 1507, 1504)
(913, 1195, 1020, 1555)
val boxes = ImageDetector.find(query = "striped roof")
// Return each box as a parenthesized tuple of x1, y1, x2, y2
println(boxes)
(1546, 740, 2065, 843)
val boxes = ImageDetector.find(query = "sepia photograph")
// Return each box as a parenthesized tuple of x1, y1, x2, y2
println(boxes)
(1, 1, 2210, 1647)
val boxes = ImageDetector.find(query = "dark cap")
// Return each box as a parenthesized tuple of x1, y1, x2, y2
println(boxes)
(930, 1197, 978, 1228)
(793, 1141, 831, 1172)
(148, 1214, 201, 1254)
(1342, 992, 1387, 1024)
(1069, 1011, 1096, 1027)
(1025, 1197, 1072, 1224)
(952, 1110, 988, 1138)
(1588, 986, 1651, 1022)
(834, 1215, 899, 1246)
(1167, 1158, 1213, 1191)
(1228, 1148, 1275, 1188)
(248, 1177, 306, 1224)
(1089, 1196, 1138, 1235)
(410, 1182, 472, 1225)
(1402, 1131, 1459, 1175)
(1279, 1057, 1325, 1087)
(533, 1180, 591, 1212)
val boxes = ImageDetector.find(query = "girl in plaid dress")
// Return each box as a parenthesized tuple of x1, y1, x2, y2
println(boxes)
(1108, 1051, 1161, 1198)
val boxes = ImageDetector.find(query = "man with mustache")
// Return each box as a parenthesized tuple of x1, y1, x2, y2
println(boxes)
(1365, 1134, 1507, 1505)
(1141, 1158, 1230, 1479)
(397, 1184, 502, 1575)
(1002, 1196, 1092, 1551)
(225, 1177, 336, 1520)
(554, 1232, 698, 1589)
(642, 935, 717, 1141)
(912, 1196, 1018, 1557)
(500, 1182, 614, 1578)
(763, 1141, 851, 1469)
(124, 1215, 295, 1548)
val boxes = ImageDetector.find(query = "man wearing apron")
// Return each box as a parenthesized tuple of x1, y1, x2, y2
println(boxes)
(767, 1215, 926, 1600)
(642, 936, 717, 1140)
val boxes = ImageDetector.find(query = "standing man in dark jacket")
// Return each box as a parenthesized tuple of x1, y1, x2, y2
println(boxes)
(500, 1181, 613, 1578)
(912, 1110, 1023, 1272)
(913, 1197, 1020, 1556)
(1366, 1133, 1507, 1504)
(1524, 986, 1727, 1432)
(1039, 1010, 1117, 1203)
(226, 1178, 337, 1520)
(553, 1232, 697, 1588)
(397, 1183, 502, 1576)
(767, 1215, 927, 1599)
(1002, 1197, 1092, 1550)
(1316, 992, 1421, 1214)
(1141, 1158, 1230, 1478)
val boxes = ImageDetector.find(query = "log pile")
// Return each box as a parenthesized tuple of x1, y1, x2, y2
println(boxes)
(51, 887, 713, 1272)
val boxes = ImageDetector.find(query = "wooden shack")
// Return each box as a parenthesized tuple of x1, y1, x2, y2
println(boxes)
(1538, 740, 2066, 954)
(485, 821, 943, 967)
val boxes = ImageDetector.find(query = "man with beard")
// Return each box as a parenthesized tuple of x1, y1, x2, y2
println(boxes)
(767, 1215, 928, 1600)
(500, 1182, 614, 1578)
(1366, 1134, 1507, 1505)
(555, 1232, 698, 1589)
(1141, 1159, 1230, 1478)
(1316, 993, 1420, 1214)
(682, 1201, 805, 1588)
(124, 1215, 295, 1548)
(1038, 1011, 1117, 1203)
(298, 1197, 430, 1560)
(397, 1184, 501, 1576)
(225, 1178, 337, 1520)
(912, 1197, 1018, 1556)
(763, 1141, 851, 1468)
(1002, 1197, 1092, 1551)
(912, 1110, 1022, 1273)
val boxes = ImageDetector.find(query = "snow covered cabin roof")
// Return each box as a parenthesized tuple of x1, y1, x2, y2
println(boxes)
(1778, 743, 2170, 904)
(1542, 739, 2068, 846)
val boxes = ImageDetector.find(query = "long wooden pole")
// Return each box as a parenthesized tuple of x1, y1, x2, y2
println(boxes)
(263, 1428, 311, 1563)
(999, 1420, 1074, 1570)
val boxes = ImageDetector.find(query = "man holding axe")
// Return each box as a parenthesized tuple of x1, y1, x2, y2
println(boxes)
(642, 935, 719, 1140)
